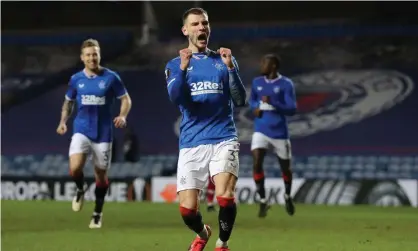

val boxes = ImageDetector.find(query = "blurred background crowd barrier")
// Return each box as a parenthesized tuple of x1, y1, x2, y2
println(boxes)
(1, 1, 417, 207)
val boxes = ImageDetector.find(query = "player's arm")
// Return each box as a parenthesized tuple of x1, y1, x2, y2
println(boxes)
(270, 81, 297, 116)
(57, 78, 76, 135)
(249, 79, 259, 111)
(118, 95, 132, 118)
(249, 79, 263, 118)
(113, 73, 132, 128)
(228, 57, 247, 107)
(166, 61, 190, 106)
(61, 78, 77, 123)
(60, 99, 75, 124)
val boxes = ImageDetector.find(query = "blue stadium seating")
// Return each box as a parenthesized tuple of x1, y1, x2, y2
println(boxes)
(2, 26, 418, 181)
(2, 154, 417, 179)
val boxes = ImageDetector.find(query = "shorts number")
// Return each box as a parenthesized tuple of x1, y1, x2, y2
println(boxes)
(228, 149, 238, 161)
(227, 149, 239, 170)
(102, 150, 110, 165)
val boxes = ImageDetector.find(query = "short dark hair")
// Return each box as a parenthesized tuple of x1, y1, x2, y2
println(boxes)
(264, 54, 281, 70)
(182, 7, 208, 24)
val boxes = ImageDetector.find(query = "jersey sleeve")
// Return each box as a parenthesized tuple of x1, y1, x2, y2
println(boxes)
(249, 79, 259, 111)
(228, 56, 246, 107)
(270, 80, 297, 116)
(65, 76, 77, 101)
(232, 56, 240, 71)
(165, 59, 190, 105)
(284, 80, 297, 114)
(112, 73, 128, 99)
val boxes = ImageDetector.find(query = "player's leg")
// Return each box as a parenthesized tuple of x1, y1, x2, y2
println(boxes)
(177, 146, 212, 251)
(206, 178, 216, 212)
(273, 139, 295, 216)
(89, 142, 112, 228)
(212, 173, 237, 251)
(250, 132, 270, 218)
(68, 133, 91, 212)
(210, 140, 240, 251)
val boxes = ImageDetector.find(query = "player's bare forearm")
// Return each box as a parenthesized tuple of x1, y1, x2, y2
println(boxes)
(60, 99, 74, 124)
(119, 94, 132, 118)
(228, 69, 247, 107)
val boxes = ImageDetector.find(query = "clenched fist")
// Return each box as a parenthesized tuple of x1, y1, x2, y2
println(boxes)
(179, 48, 192, 71)
(217, 47, 234, 69)
(114, 116, 127, 128)
(56, 122, 67, 135)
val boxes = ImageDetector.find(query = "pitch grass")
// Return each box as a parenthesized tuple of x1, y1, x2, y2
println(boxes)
(2, 201, 418, 251)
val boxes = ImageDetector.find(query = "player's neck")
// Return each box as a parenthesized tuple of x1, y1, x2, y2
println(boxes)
(188, 45, 208, 54)
(84, 66, 103, 77)
(267, 72, 278, 80)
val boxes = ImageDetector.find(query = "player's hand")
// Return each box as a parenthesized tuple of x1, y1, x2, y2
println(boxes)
(253, 108, 263, 118)
(114, 116, 127, 128)
(179, 48, 192, 71)
(262, 96, 270, 103)
(56, 122, 67, 135)
(217, 47, 234, 69)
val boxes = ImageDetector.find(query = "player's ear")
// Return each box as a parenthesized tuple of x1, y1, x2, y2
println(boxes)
(181, 25, 188, 36)
(80, 54, 84, 62)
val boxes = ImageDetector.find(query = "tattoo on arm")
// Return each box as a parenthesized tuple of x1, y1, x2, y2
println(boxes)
(61, 100, 74, 123)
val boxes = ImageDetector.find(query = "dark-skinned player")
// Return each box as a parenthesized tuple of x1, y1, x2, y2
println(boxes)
(249, 54, 297, 218)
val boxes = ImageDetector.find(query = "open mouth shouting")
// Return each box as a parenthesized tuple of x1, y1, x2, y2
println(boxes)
(197, 33, 208, 46)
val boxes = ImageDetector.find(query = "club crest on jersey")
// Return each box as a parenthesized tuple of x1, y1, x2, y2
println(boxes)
(274, 87, 280, 93)
(98, 80, 106, 89)
(217, 70, 413, 143)
(214, 62, 224, 71)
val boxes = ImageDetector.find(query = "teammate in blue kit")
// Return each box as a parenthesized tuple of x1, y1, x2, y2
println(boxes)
(56, 39, 132, 228)
(249, 54, 297, 218)
(165, 8, 246, 251)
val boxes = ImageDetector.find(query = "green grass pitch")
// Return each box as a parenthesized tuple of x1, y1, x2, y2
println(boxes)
(2, 201, 418, 251)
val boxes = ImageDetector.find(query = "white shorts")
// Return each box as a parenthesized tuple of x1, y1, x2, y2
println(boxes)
(176, 139, 240, 192)
(69, 133, 112, 170)
(250, 132, 292, 159)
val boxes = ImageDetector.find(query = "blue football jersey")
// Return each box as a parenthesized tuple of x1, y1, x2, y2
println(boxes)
(249, 75, 297, 139)
(165, 50, 247, 149)
(65, 68, 127, 143)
